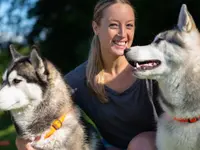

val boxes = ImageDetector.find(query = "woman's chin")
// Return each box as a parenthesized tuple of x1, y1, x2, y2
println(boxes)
(112, 48, 126, 56)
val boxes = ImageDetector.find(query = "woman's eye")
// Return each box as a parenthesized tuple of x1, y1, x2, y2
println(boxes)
(109, 23, 118, 28)
(127, 24, 134, 29)
(12, 79, 22, 85)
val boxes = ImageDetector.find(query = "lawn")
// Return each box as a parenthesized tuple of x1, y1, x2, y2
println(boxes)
(0, 112, 17, 150)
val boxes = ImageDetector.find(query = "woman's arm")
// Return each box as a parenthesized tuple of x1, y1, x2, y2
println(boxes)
(15, 137, 35, 150)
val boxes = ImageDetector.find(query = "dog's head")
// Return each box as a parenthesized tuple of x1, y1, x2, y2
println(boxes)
(125, 4, 200, 80)
(0, 45, 48, 111)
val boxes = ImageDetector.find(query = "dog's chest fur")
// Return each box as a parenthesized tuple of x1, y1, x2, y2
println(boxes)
(156, 114, 200, 150)
(28, 108, 95, 150)
(157, 73, 200, 150)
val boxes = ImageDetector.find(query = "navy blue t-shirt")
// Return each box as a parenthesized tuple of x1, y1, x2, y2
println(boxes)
(64, 62, 161, 149)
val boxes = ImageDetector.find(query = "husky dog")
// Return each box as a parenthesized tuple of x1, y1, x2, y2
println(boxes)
(0, 46, 100, 150)
(124, 4, 200, 150)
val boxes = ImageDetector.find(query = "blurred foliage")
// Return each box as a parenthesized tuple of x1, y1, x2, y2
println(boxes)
(27, 0, 97, 73)
(131, 0, 200, 45)
(0, 0, 36, 46)
(0, 112, 16, 150)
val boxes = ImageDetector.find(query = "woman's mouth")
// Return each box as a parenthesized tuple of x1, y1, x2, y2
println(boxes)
(113, 41, 127, 49)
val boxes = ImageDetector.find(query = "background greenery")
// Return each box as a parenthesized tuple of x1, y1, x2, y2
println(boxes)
(0, 0, 200, 149)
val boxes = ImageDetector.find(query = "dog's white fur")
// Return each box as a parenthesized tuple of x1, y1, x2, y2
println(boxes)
(125, 4, 200, 150)
(0, 70, 42, 110)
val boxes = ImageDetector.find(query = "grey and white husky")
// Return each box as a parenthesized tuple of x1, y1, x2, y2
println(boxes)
(0, 46, 100, 150)
(124, 4, 200, 150)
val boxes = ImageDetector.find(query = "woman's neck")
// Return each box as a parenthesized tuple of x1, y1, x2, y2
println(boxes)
(102, 54, 136, 93)
(102, 55, 129, 75)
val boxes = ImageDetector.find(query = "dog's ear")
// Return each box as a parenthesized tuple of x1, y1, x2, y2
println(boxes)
(9, 44, 22, 61)
(177, 4, 196, 32)
(30, 46, 47, 81)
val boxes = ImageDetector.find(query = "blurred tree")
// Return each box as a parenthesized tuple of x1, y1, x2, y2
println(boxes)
(27, 0, 99, 73)
(0, 0, 36, 48)
(131, 0, 200, 45)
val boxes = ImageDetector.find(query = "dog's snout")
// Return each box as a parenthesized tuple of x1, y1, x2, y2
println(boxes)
(124, 48, 131, 54)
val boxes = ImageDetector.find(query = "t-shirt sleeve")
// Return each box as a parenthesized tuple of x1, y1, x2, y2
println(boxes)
(63, 61, 87, 99)
(64, 62, 87, 86)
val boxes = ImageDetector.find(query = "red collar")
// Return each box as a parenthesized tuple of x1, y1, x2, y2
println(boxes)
(173, 116, 200, 123)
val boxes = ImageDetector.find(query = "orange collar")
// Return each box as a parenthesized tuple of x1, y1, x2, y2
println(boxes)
(173, 116, 200, 123)
(33, 114, 67, 141)
(33, 108, 73, 141)
(44, 113, 67, 139)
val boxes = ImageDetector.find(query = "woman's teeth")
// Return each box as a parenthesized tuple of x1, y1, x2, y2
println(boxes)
(114, 41, 126, 46)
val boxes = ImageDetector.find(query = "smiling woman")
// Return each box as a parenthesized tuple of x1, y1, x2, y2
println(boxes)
(92, 2, 135, 57)
(88, 0, 135, 103)
(64, 0, 161, 150)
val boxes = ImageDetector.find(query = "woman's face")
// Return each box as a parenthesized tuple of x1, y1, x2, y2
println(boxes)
(93, 3, 135, 57)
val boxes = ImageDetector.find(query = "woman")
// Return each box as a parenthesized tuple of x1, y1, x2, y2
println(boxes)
(16, 0, 161, 149)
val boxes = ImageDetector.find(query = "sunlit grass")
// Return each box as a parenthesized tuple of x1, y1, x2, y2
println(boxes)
(0, 125, 15, 137)
(0, 112, 16, 150)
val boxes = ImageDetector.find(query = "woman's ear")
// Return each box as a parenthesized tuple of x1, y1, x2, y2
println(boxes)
(92, 21, 99, 35)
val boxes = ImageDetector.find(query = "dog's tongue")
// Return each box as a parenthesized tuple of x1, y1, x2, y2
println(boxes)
(139, 62, 155, 67)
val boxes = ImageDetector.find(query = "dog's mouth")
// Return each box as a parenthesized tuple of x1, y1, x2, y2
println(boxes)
(129, 60, 161, 71)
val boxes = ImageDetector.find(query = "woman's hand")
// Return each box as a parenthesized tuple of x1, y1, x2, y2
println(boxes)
(16, 137, 35, 150)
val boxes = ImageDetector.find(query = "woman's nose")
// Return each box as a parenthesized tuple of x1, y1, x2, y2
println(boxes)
(118, 26, 126, 37)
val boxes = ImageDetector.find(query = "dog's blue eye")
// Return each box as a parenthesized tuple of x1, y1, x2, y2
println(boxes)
(13, 79, 22, 85)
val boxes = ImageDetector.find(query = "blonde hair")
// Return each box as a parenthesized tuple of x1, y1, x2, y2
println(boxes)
(86, 0, 134, 103)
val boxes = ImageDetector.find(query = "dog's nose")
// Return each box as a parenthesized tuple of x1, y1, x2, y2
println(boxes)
(124, 48, 131, 54)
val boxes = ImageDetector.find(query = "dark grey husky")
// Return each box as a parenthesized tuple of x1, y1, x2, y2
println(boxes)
(0, 45, 102, 150)
(125, 4, 200, 150)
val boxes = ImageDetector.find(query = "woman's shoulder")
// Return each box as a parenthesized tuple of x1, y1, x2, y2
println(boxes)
(64, 61, 87, 87)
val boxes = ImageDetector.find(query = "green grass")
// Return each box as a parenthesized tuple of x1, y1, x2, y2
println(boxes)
(0, 112, 17, 150)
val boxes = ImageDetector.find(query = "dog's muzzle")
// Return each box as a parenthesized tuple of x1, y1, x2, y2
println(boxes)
(124, 48, 131, 54)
